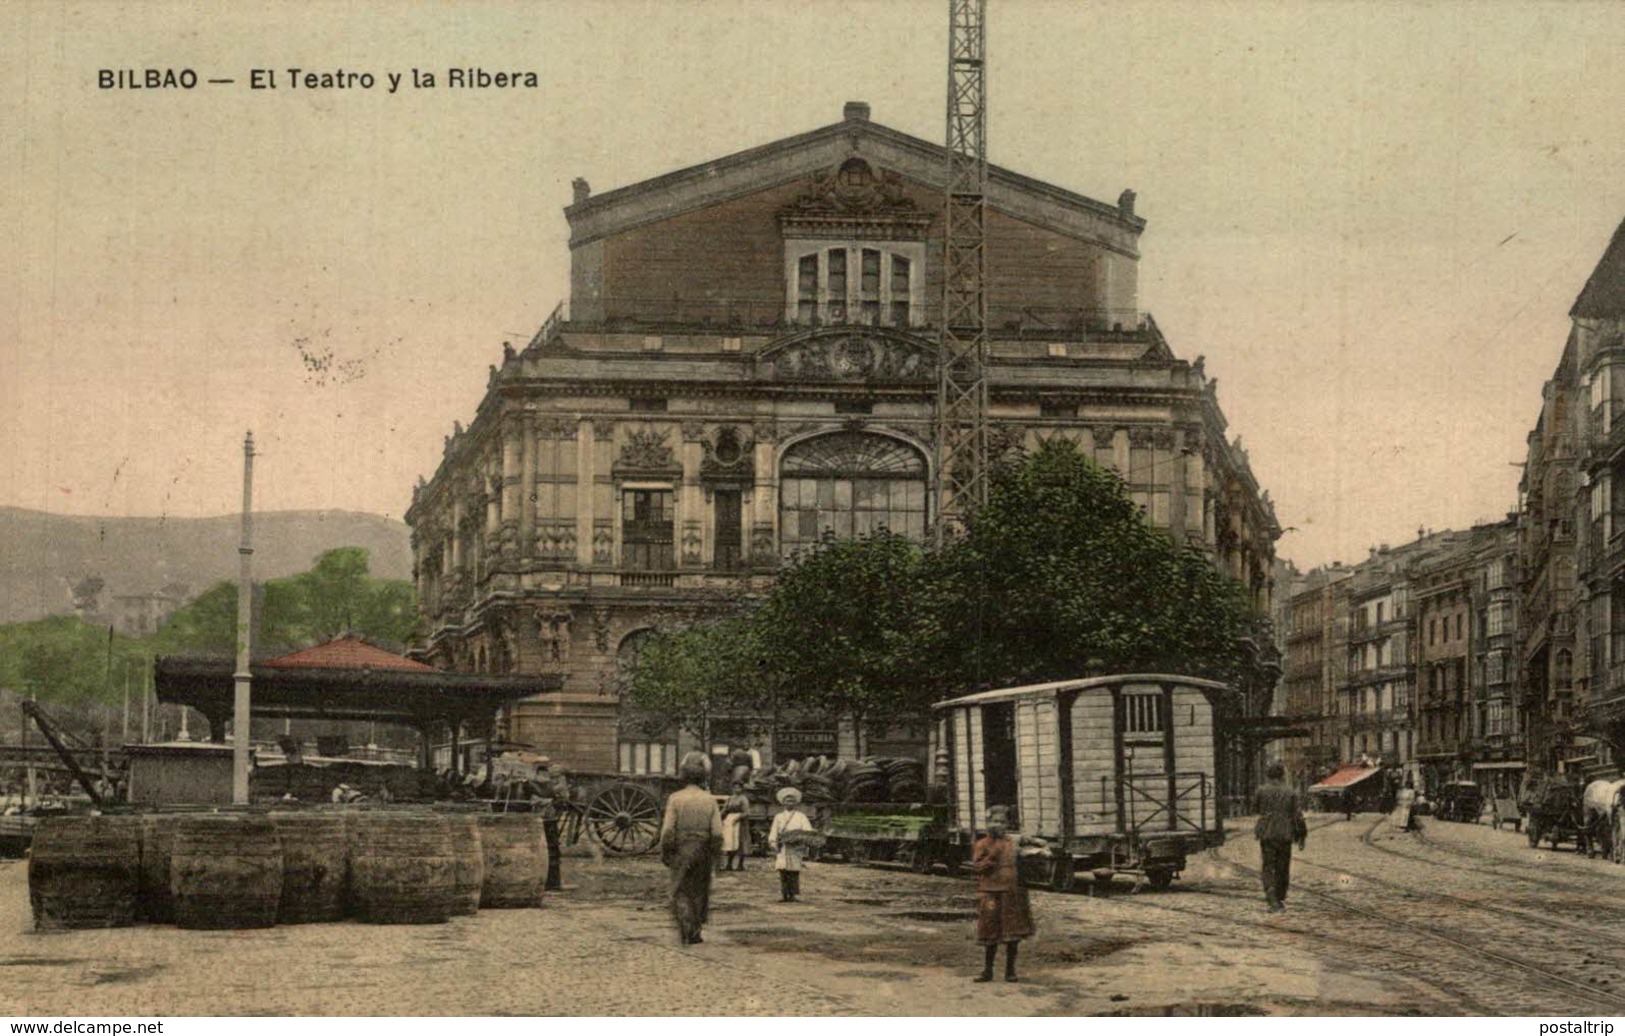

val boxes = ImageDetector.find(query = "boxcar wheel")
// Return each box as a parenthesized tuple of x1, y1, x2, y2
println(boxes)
(1145, 867, 1175, 891)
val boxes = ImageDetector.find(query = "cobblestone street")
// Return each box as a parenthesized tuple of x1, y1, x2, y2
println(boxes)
(4, 814, 1625, 1017)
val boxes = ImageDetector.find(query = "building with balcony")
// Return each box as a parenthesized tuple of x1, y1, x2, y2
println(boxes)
(1519, 343, 1581, 776)
(1281, 564, 1351, 784)
(404, 101, 1281, 773)
(1570, 216, 1625, 772)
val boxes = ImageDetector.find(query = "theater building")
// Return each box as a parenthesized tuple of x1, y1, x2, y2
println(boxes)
(404, 102, 1280, 774)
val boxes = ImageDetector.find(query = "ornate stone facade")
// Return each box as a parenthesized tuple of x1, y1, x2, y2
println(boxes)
(405, 102, 1280, 773)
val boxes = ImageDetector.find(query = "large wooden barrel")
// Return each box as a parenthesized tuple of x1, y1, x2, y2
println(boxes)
(28, 816, 141, 930)
(170, 815, 283, 930)
(433, 811, 485, 916)
(137, 814, 179, 923)
(476, 814, 548, 909)
(350, 813, 456, 924)
(270, 813, 349, 923)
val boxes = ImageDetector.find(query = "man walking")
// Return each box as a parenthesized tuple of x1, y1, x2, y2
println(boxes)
(1254, 761, 1307, 912)
(659, 752, 724, 945)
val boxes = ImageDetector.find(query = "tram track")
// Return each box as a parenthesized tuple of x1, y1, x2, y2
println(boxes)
(1277, 822, 1625, 950)
(1209, 814, 1625, 1013)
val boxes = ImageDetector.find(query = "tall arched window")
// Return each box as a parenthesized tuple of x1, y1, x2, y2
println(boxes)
(778, 432, 928, 555)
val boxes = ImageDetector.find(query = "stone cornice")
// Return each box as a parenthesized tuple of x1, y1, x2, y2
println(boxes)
(566, 116, 1143, 259)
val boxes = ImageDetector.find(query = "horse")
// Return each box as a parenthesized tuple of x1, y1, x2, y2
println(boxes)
(1580, 778, 1625, 860)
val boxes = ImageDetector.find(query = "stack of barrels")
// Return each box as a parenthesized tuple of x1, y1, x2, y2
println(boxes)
(26, 807, 550, 931)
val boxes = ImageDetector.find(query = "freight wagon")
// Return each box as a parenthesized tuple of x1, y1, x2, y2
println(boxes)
(934, 673, 1229, 891)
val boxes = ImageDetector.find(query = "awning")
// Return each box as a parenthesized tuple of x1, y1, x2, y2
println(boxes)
(1471, 761, 1527, 771)
(1308, 765, 1384, 791)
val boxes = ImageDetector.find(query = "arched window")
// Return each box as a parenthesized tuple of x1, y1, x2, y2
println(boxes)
(778, 432, 928, 555)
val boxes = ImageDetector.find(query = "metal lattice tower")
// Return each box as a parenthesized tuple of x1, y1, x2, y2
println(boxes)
(934, 0, 990, 545)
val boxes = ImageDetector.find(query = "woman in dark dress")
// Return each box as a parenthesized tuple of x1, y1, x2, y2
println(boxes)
(971, 805, 1034, 983)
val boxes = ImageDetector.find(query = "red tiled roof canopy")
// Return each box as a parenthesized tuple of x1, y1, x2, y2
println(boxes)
(1309, 765, 1383, 791)
(261, 635, 438, 673)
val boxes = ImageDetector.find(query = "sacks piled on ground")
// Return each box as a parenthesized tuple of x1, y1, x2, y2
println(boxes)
(741, 755, 933, 804)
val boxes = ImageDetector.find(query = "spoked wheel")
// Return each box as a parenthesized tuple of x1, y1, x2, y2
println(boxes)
(585, 783, 662, 855)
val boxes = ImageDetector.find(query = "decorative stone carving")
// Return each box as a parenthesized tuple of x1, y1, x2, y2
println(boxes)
(1128, 426, 1156, 448)
(751, 420, 778, 444)
(680, 421, 706, 443)
(681, 521, 703, 565)
(591, 608, 613, 654)
(536, 609, 572, 663)
(750, 522, 776, 563)
(793, 160, 913, 213)
(614, 427, 679, 475)
(592, 419, 615, 442)
(1152, 428, 1177, 451)
(592, 522, 613, 564)
(1091, 427, 1117, 450)
(537, 521, 577, 560)
(764, 331, 931, 382)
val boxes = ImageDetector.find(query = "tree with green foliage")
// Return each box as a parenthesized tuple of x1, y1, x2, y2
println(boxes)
(935, 439, 1255, 689)
(625, 616, 769, 741)
(751, 531, 942, 732)
(151, 546, 417, 656)
(623, 440, 1259, 736)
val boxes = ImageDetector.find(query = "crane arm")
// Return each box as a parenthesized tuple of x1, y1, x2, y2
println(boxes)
(21, 701, 105, 806)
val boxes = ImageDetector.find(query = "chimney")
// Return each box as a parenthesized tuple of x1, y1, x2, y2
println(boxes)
(572, 177, 591, 205)
(843, 100, 871, 122)
(1118, 189, 1137, 218)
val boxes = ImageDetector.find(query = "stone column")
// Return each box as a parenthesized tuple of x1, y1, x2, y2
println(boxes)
(450, 494, 464, 570)
(520, 414, 537, 558)
(680, 423, 705, 567)
(751, 422, 777, 563)
(577, 418, 596, 565)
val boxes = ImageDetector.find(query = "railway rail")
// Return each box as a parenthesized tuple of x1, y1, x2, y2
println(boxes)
(1209, 814, 1625, 1014)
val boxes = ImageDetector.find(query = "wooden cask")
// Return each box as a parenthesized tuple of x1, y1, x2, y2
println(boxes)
(350, 813, 456, 924)
(270, 812, 349, 923)
(476, 814, 547, 909)
(170, 815, 283, 930)
(28, 816, 141, 930)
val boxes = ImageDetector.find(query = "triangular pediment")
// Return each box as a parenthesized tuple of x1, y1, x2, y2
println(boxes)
(755, 326, 935, 383)
(566, 107, 1143, 258)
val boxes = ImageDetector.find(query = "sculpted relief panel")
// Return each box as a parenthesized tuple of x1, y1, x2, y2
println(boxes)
(762, 332, 932, 382)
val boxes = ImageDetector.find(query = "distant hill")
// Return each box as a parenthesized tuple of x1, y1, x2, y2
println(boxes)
(0, 507, 412, 625)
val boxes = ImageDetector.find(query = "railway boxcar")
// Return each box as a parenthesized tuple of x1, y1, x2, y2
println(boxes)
(934, 673, 1229, 891)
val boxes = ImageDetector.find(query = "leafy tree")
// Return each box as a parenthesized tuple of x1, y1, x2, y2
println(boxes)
(623, 440, 1259, 736)
(626, 616, 769, 742)
(151, 547, 416, 656)
(935, 439, 1254, 688)
(752, 531, 942, 732)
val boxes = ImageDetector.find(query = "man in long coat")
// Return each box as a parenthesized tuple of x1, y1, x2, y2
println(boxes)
(660, 752, 723, 944)
(1254, 761, 1308, 912)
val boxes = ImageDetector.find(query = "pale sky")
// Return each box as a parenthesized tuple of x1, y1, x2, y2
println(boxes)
(3, 0, 1623, 570)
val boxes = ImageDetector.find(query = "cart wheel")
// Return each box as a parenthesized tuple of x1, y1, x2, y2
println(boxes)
(1048, 856, 1076, 893)
(585, 782, 662, 855)
(1144, 867, 1174, 891)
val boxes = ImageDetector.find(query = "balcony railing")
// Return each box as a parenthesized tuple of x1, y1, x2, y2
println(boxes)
(618, 570, 678, 588)
(529, 297, 1156, 341)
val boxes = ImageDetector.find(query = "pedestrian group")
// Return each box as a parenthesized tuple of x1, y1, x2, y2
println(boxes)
(656, 750, 1035, 984)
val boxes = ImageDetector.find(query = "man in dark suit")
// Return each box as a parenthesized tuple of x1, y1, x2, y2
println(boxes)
(1254, 761, 1308, 912)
